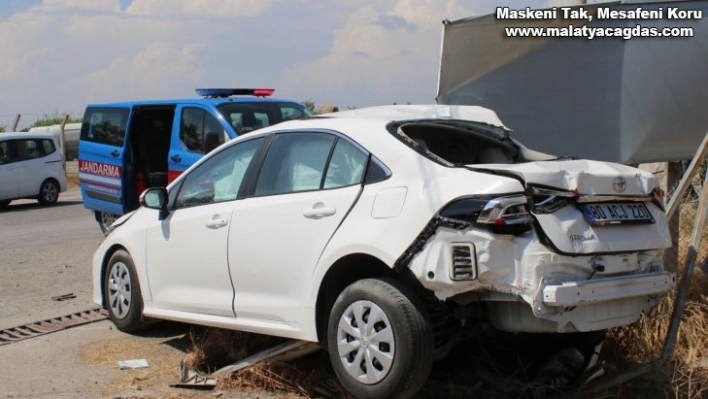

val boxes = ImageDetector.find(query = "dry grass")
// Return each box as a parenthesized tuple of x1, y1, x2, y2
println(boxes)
(66, 173, 79, 189)
(183, 328, 286, 372)
(184, 328, 349, 398)
(219, 360, 348, 398)
(603, 200, 708, 398)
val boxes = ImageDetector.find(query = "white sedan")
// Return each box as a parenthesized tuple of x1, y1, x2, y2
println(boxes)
(93, 105, 674, 399)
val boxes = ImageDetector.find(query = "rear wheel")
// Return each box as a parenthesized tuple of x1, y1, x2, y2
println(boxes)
(37, 179, 59, 205)
(97, 211, 119, 234)
(327, 278, 434, 399)
(104, 250, 149, 332)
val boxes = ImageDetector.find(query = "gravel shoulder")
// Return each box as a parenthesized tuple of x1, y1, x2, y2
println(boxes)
(0, 188, 101, 329)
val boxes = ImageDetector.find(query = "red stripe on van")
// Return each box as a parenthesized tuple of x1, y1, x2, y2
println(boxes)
(168, 170, 183, 183)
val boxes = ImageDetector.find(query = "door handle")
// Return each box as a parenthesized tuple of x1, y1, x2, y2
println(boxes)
(171, 154, 182, 163)
(205, 217, 228, 229)
(303, 206, 336, 219)
(110, 150, 120, 157)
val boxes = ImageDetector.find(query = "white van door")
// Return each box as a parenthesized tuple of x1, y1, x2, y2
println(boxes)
(16, 139, 44, 198)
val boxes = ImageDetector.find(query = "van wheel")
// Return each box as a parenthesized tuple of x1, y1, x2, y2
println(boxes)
(0, 200, 10, 208)
(37, 179, 59, 205)
(97, 212, 119, 234)
(327, 278, 434, 399)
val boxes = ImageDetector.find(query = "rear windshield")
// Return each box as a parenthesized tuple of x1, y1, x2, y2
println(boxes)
(217, 102, 312, 134)
(390, 121, 520, 166)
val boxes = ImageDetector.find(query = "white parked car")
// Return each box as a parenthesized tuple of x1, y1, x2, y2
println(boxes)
(93, 105, 674, 398)
(0, 131, 67, 208)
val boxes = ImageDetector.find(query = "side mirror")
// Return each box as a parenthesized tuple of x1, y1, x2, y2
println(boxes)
(140, 187, 170, 220)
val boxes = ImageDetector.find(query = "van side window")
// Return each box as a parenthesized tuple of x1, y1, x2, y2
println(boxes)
(42, 139, 56, 155)
(281, 106, 306, 121)
(180, 108, 225, 154)
(19, 139, 41, 160)
(0, 141, 10, 165)
(81, 107, 129, 147)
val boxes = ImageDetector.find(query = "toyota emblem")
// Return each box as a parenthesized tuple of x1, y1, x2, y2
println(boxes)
(613, 177, 627, 193)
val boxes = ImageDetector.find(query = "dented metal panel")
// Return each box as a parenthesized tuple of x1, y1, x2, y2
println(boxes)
(542, 272, 674, 306)
(469, 160, 658, 196)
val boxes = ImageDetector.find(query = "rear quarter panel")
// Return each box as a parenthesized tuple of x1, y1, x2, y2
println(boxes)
(306, 154, 525, 309)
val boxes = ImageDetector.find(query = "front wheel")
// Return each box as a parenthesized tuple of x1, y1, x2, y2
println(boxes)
(37, 179, 59, 205)
(97, 211, 119, 234)
(104, 250, 148, 332)
(327, 278, 434, 399)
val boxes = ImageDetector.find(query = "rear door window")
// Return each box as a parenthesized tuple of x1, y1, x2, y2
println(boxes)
(81, 107, 129, 147)
(323, 139, 368, 189)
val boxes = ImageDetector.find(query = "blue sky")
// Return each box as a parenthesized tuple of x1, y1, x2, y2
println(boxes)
(0, 0, 558, 128)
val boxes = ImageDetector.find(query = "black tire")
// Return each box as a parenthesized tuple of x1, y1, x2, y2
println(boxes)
(103, 250, 149, 332)
(327, 278, 434, 399)
(0, 200, 10, 209)
(97, 211, 119, 234)
(37, 179, 59, 205)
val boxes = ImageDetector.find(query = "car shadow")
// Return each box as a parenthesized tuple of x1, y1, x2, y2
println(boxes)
(0, 200, 83, 213)
(133, 321, 194, 353)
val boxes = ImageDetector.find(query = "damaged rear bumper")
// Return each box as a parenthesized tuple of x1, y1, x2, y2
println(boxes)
(542, 272, 675, 307)
(406, 225, 675, 333)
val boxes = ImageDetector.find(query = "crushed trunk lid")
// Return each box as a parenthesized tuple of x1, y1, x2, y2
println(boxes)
(468, 160, 671, 255)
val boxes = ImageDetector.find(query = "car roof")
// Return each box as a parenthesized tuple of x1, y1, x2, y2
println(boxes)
(87, 96, 302, 108)
(322, 105, 509, 129)
(0, 131, 58, 140)
(253, 104, 509, 134)
(229, 105, 511, 169)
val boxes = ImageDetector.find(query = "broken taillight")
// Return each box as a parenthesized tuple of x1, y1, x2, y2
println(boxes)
(531, 187, 577, 214)
(440, 194, 532, 235)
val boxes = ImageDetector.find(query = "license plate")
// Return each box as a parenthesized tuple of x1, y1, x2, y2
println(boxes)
(578, 202, 655, 225)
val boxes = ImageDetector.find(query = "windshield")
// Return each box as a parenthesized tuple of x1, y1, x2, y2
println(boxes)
(217, 102, 313, 134)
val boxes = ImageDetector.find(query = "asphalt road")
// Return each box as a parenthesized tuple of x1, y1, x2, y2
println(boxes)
(0, 189, 101, 329)
(0, 189, 270, 398)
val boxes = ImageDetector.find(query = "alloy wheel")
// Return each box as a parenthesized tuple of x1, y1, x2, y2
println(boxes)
(41, 181, 58, 203)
